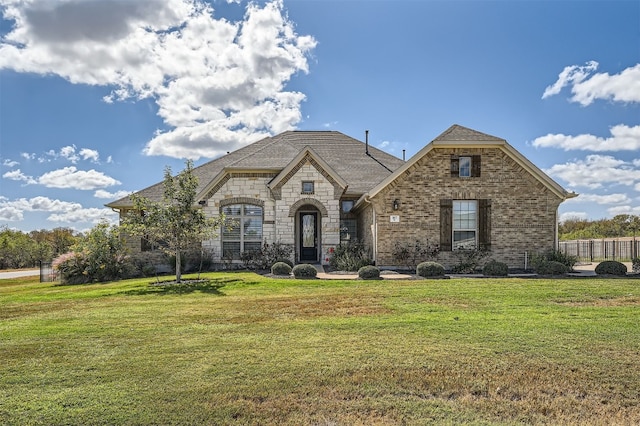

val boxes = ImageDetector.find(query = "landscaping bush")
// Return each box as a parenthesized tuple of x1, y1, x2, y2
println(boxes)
(451, 249, 490, 273)
(531, 249, 578, 272)
(535, 260, 568, 276)
(271, 261, 292, 276)
(329, 240, 371, 271)
(632, 257, 640, 274)
(483, 260, 509, 277)
(292, 263, 317, 279)
(417, 261, 445, 277)
(275, 258, 294, 268)
(595, 260, 627, 276)
(358, 265, 380, 280)
(52, 223, 135, 284)
(241, 241, 293, 270)
(392, 239, 440, 269)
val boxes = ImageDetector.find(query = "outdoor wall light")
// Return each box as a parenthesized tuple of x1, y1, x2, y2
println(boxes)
(393, 199, 400, 210)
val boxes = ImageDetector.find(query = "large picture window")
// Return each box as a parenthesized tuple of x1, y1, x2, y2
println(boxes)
(222, 204, 263, 259)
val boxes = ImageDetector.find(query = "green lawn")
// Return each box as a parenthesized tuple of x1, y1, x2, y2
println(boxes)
(1, 273, 639, 425)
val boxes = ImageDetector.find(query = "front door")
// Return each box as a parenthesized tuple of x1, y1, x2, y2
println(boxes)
(299, 212, 318, 262)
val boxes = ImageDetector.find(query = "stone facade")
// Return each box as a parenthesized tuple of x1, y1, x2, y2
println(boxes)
(368, 147, 562, 269)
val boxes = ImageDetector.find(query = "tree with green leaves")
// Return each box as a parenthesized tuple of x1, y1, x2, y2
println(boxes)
(122, 160, 223, 283)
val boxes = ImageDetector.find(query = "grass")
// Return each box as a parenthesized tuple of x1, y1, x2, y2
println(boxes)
(1, 273, 639, 425)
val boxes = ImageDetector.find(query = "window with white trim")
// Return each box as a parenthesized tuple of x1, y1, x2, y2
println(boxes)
(453, 200, 477, 250)
(221, 204, 263, 259)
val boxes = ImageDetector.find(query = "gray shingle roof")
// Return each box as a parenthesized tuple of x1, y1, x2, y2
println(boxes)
(433, 124, 505, 142)
(107, 131, 405, 208)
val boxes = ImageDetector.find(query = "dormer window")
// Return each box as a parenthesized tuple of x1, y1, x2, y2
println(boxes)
(451, 155, 481, 177)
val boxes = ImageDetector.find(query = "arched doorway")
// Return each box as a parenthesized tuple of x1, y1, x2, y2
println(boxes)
(297, 206, 320, 263)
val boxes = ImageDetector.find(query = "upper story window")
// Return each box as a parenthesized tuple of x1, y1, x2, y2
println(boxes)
(302, 181, 314, 194)
(451, 155, 481, 178)
(341, 200, 354, 213)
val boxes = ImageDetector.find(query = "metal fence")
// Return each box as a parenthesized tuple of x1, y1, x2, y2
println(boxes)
(39, 261, 58, 283)
(559, 237, 640, 262)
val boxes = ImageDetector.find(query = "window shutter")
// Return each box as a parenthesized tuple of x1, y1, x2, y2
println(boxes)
(478, 199, 491, 250)
(440, 199, 453, 251)
(472, 155, 481, 177)
(450, 155, 459, 177)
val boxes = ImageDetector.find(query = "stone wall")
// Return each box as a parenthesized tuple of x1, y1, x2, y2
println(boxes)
(370, 147, 563, 269)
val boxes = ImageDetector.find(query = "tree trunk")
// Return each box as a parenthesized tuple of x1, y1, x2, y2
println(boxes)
(175, 249, 182, 283)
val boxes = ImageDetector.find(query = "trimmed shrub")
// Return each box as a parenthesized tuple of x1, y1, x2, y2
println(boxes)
(417, 261, 445, 277)
(483, 260, 509, 277)
(271, 261, 292, 276)
(531, 249, 578, 272)
(292, 263, 317, 279)
(594, 260, 627, 276)
(276, 258, 294, 268)
(535, 260, 568, 276)
(358, 265, 380, 280)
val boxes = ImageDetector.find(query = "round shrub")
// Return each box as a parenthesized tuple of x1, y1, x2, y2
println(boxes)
(482, 260, 509, 277)
(535, 260, 568, 276)
(292, 263, 318, 279)
(275, 258, 294, 268)
(271, 261, 292, 276)
(416, 261, 445, 277)
(594, 260, 627, 276)
(358, 265, 380, 280)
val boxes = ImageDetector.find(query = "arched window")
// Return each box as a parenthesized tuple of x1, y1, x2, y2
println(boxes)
(221, 204, 263, 259)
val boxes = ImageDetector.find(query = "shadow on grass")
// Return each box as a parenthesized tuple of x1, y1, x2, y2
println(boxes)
(124, 279, 230, 296)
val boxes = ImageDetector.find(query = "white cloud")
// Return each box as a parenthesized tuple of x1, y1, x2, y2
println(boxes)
(37, 166, 121, 189)
(2, 168, 37, 184)
(48, 208, 118, 224)
(94, 189, 131, 199)
(636, 182, 640, 192)
(0, 196, 82, 222)
(565, 193, 631, 205)
(607, 205, 640, 216)
(545, 155, 640, 189)
(532, 124, 640, 151)
(0, 195, 117, 225)
(21, 152, 35, 160)
(2, 159, 19, 167)
(80, 148, 99, 163)
(0, 0, 317, 160)
(543, 61, 640, 105)
(59, 145, 79, 163)
(559, 211, 588, 223)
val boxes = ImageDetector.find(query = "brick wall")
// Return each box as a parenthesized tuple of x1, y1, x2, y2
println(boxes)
(369, 147, 563, 269)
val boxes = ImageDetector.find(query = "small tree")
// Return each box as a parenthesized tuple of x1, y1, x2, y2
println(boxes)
(123, 160, 223, 283)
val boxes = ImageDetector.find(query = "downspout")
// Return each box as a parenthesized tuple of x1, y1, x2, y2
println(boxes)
(362, 195, 377, 263)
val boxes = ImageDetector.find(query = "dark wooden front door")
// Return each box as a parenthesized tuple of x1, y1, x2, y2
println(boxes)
(299, 212, 318, 262)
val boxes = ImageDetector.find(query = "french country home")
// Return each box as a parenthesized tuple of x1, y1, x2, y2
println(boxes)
(107, 125, 576, 269)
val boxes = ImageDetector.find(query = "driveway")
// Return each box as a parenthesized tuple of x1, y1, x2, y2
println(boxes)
(0, 269, 40, 279)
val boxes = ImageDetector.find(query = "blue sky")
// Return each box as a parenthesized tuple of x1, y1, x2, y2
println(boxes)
(1, 0, 639, 233)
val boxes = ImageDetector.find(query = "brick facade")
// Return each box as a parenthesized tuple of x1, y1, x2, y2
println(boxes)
(368, 147, 562, 269)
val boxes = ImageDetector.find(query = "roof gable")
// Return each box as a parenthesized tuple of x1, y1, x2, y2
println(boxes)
(360, 124, 576, 205)
(268, 147, 348, 200)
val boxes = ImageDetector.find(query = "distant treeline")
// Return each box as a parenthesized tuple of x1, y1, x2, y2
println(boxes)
(560, 214, 640, 241)
(0, 226, 79, 269)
